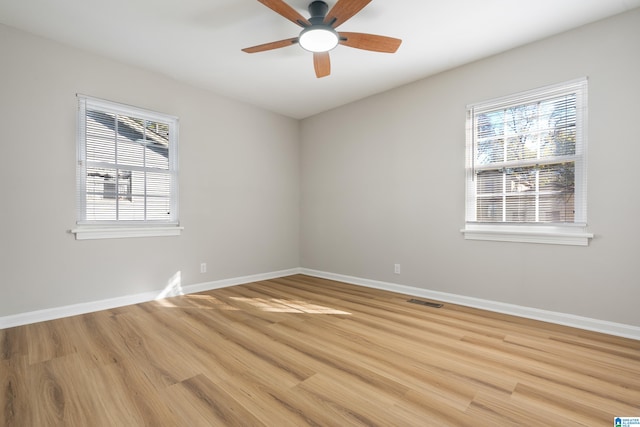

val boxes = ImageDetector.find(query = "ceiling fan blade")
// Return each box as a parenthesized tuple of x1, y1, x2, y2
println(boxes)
(338, 32, 402, 53)
(313, 52, 331, 78)
(257, 0, 310, 27)
(324, 0, 372, 28)
(242, 37, 299, 53)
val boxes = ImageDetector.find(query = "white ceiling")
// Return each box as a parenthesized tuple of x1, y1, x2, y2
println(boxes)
(1, 0, 639, 119)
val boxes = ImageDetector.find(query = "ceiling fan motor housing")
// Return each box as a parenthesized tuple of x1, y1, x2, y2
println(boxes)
(308, 1, 329, 24)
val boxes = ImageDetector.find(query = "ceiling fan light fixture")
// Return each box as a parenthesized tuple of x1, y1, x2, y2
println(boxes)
(299, 26, 339, 52)
(241, 0, 403, 78)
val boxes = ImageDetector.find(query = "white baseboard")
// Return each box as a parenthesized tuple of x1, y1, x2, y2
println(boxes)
(180, 268, 303, 295)
(3, 267, 639, 341)
(0, 268, 302, 329)
(299, 268, 640, 341)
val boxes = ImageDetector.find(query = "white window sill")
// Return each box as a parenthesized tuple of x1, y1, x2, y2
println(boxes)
(70, 225, 184, 240)
(461, 223, 593, 246)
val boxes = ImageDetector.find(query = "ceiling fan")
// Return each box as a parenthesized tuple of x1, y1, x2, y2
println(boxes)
(242, 0, 402, 78)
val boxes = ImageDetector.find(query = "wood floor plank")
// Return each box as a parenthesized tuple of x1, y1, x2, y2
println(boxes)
(1, 274, 639, 426)
(25, 318, 78, 365)
(1, 357, 30, 427)
(161, 374, 267, 427)
(466, 391, 584, 427)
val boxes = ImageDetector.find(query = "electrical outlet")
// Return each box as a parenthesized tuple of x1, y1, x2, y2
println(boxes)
(394, 263, 401, 274)
(200, 263, 207, 273)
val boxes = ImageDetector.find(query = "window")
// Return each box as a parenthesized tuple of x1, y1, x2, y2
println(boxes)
(72, 95, 181, 240)
(462, 79, 592, 245)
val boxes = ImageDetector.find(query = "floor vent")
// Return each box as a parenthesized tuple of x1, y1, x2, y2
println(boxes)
(407, 299, 443, 308)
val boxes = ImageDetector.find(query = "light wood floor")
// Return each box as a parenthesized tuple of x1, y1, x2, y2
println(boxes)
(1, 274, 639, 426)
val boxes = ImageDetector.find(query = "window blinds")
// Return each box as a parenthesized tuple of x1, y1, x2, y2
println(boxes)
(77, 95, 179, 225)
(466, 78, 587, 225)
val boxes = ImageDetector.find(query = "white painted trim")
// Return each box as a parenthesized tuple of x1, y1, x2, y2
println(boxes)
(461, 223, 593, 246)
(4, 266, 638, 341)
(181, 268, 302, 295)
(0, 268, 301, 329)
(70, 226, 184, 240)
(299, 268, 640, 341)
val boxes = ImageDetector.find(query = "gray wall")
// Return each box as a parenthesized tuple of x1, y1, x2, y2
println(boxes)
(2, 9, 639, 329)
(0, 24, 300, 317)
(300, 9, 640, 327)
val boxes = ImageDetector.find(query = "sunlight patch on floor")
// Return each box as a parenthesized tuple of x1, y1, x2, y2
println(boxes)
(184, 294, 239, 311)
(229, 297, 351, 314)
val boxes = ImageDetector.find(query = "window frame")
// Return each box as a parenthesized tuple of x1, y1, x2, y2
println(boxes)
(71, 95, 182, 240)
(461, 79, 593, 246)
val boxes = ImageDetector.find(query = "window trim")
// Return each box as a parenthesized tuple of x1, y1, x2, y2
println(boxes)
(70, 225, 184, 240)
(461, 78, 592, 246)
(72, 94, 181, 240)
(461, 223, 593, 246)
